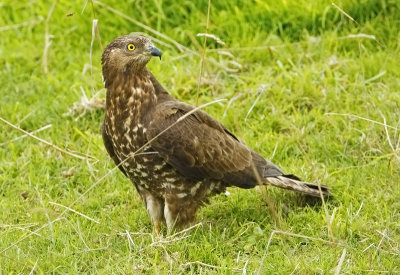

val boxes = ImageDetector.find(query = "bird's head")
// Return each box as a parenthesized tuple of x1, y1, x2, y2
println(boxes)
(102, 34, 162, 74)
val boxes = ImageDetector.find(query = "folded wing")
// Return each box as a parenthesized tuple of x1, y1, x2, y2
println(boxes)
(146, 100, 284, 188)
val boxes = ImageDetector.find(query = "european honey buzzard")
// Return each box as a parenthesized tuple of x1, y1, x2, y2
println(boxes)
(101, 34, 329, 234)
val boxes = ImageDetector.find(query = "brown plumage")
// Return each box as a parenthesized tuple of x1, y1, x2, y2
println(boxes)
(101, 34, 329, 233)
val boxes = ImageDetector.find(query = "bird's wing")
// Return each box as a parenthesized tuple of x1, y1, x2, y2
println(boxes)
(146, 100, 277, 187)
(101, 122, 127, 176)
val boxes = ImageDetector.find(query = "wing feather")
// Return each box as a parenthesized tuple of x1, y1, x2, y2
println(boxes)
(146, 100, 269, 187)
(101, 122, 127, 176)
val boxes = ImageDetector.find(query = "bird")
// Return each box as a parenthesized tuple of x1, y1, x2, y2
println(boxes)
(101, 34, 329, 234)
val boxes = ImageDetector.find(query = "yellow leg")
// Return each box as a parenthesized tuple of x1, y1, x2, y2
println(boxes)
(154, 221, 161, 237)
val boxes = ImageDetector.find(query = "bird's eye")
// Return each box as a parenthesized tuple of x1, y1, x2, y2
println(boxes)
(127, 43, 135, 51)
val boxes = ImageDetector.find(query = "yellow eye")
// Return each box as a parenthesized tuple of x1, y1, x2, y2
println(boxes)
(127, 43, 135, 51)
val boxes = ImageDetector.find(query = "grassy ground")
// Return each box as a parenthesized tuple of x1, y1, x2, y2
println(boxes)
(1, 0, 400, 273)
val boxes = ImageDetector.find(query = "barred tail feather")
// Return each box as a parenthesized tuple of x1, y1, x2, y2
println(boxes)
(265, 175, 330, 197)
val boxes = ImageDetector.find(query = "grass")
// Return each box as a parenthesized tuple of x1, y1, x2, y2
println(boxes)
(1, 0, 399, 273)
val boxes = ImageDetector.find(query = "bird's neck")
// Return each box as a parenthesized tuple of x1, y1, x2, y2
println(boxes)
(105, 68, 157, 124)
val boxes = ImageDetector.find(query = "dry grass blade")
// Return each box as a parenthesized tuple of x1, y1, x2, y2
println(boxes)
(36, 188, 54, 240)
(0, 19, 43, 32)
(223, 93, 243, 118)
(74, 218, 91, 250)
(365, 71, 386, 84)
(325, 113, 399, 130)
(28, 258, 39, 275)
(245, 85, 268, 122)
(376, 230, 396, 243)
(0, 223, 38, 228)
(0, 116, 95, 161)
(332, 3, 358, 24)
(42, 0, 58, 74)
(345, 33, 376, 40)
(196, 0, 212, 104)
(49, 202, 100, 224)
(334, 248, 347, 275)
(90, 19, 98, 75)
(0, 124, 51, 146)
(0, 225, 41, 237)
(289, 263, 300, 275)
(270, 141, 279, 160)
(362, 242, 375, 253)
(197, 33, 225, 45)
(81, 0, 89, 14)
(242, 259, 249, 275)
(166, 223, 202, 239)
(382, 114, 399, 161)
(125, 229, 136, 249)
(338, 33, 384, 47)
(318, 180, 335, 242)
(376, 229, 387, 251)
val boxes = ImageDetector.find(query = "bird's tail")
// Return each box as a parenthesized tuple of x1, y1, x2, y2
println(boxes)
(264, 175, 330, 197)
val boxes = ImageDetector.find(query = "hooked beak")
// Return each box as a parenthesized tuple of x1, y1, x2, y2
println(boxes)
(145, 45, 162, 60)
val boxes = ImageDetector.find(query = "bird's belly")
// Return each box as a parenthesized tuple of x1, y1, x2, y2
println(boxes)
(119, 148, 225, 199)
(113, 138, 183, 190)
(121, 152, 176, 186)
(108, 121, 225, 199)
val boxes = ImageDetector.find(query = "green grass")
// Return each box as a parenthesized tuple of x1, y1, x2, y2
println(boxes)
(1, 0, 400, 273)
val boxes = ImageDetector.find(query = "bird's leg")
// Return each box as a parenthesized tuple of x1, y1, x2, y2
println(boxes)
(154, 221, 162, 236)
(141, 191, 165, 236)
(164, 203, 177, 235)
(164, 197, 198, 235)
